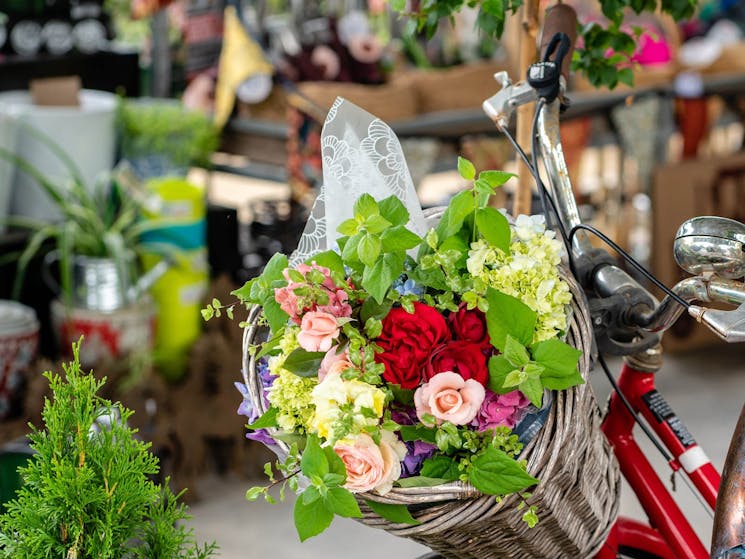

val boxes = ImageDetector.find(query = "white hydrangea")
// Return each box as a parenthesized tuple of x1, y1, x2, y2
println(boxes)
(467, 217, 571, 342)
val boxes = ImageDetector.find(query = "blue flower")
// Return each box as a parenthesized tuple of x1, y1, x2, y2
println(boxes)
(393, 277, 424, 296)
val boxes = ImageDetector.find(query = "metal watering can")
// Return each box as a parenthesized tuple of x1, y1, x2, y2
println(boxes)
(42, 251, 171, 312)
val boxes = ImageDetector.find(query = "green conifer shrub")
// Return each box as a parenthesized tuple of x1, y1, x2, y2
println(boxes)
(0, 342, 217, 559)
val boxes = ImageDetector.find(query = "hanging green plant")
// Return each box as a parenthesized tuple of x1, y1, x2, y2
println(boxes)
(391, 0, 698, 89)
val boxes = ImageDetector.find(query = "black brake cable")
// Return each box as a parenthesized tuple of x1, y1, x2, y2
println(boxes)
(503, 97, 678, 464)
(568, 223, 691, 310)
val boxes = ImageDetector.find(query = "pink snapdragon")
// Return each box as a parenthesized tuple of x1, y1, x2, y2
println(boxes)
(274, 262, 350, 324)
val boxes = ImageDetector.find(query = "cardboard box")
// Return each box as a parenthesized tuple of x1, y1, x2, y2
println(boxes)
(652, 152, 745, 351)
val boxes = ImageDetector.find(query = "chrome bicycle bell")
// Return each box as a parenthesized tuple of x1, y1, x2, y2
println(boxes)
(674, 216, 745, 279)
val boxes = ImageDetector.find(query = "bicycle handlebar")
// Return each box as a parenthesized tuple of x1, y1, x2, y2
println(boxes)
(483, 29, 745, 350)
(540, 3, 577, 83)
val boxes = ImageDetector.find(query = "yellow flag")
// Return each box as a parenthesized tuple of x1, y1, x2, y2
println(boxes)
(214, 5, 274, 129)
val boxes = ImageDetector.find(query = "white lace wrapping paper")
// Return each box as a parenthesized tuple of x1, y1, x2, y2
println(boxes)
(289, 98, 428, 266)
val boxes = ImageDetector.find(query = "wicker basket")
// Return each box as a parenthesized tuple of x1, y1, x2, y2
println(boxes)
(242, 257, 620, 559)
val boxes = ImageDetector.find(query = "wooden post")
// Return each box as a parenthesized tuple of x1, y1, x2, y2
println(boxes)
(514, 0, 540, 216)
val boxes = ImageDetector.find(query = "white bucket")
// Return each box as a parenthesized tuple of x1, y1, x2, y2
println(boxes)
(0, 110, 19, 233)
(0, 89, 117, 222)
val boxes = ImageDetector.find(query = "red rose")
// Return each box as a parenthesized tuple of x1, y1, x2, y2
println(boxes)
(375, 303, 451, 389)
(448, 303, 490, 345)
(424, 341, 489, 386)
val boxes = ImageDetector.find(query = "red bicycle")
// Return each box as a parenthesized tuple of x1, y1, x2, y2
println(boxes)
(466, 6, 745, 559)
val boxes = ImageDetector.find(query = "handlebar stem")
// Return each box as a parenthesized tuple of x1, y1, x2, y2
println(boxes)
(535, 101, 593, 254)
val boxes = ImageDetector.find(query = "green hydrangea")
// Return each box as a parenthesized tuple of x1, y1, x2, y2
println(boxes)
(467, 215, 571, 343)
(267, 327, 316, 432)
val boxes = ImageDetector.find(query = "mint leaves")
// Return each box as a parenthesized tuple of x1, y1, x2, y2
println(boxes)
(469, 448, 538, 496)
(336, 194, 419, 304)
(231, 252, 289, 332)
(293, 435, 362, 541)
(485, 290, 583, 407)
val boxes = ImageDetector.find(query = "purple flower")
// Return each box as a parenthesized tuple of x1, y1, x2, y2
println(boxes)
(472, 389, 530, 431)
(235, 380, 276, 446)
(401, 440, 437, 477)
(391, 406, 418, 426)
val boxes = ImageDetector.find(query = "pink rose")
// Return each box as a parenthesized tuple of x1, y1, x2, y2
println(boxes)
(298, 311, 340, 352)
(334, 431, 407, 494)
(414, 371, 485, 426)
(473, 390, 530, 431)
(319, 345, 350, 381)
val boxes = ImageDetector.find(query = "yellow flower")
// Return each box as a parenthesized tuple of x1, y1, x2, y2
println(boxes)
(310, 370, 385, 442)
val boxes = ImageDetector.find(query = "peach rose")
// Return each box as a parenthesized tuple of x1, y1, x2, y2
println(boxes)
(334, 431, 407, 494)
(319, 345, 350, 381)
(414, 371, 486, 426)
(297, 311, 340, 352)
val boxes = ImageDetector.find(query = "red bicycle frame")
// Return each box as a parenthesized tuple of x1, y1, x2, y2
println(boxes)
(594, 359, 721, 559)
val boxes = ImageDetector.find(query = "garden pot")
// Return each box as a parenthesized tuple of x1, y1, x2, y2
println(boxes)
(51, 299, 155, 367)
(43, 252, 170, 313)
(0, 301, 39, 419)
(0, 89, 116, 222)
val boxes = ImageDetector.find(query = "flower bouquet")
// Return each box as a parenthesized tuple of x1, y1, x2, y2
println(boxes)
(223, 100, 618, 558)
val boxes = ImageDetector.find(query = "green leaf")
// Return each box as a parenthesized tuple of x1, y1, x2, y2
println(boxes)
(354, 193, 379, 219)
(378, 196, 409, 226)
(475, 207, 510, 253)
(485, 288, 537, 350)
(282, 349, 326, 377)
(324, 446, 347, 479)
(247, 407, 278, 430)
(395, 476, 450, 488)
(325, 487, 362, 518)
(479, 170, 516, 188)
(360, 297, 393, 325)
(337, 218, 359, 236)
(342, 232, 363, 263)
(380, 226, 422, 252)
(364, 317, 383, 339)
(301, 435, 329, 478)
(503, 335, 530, 368)
(618, 68, 634, 88)
(364, 500, 420, 525)
(488, 355, 515, 393)
(294, 495, 334, 541)
(362, 252, 405, 304)
(364, 214, 393, 234)
(457, 156, 476, 180)
(504, 369, 527, 388)
(323, 473, 346, 487)
(302, 485, 321, 505)
(531, 338, 584, 390)
(399, 424, 436, 444)
(246, 486, 264, 501)
(420, 455, 460, 481)
(357, 233, 382, 267)
(390, 0, 405, 12)
(469, 448, 538, 496)
(435, 190, 475, 240)
(263, 299, 290, 334)
(390, 385, 415, 407)
(519, 375, 544, 408)
(308, 250, 345, 277)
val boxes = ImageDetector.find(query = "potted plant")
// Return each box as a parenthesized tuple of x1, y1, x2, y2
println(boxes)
(117, 98, 219, 179)
(0, 340, 218, 558)
(0, 124, 173, 364)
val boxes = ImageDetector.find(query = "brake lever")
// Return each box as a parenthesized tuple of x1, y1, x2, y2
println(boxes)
(482, 72, 538, 130)
(689, 303, 745, 343)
